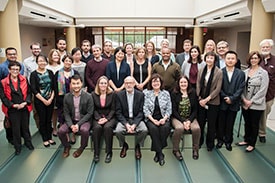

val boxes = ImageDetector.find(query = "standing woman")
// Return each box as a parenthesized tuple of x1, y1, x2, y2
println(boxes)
(236, 51, 269, 152)
(133, 47, 152, 90)
(71, 47, 86, 89)
(0, 61, 34, 155)
(30, 55, 56, 147)
(91, 76, 116, 163)
(196, 51, 222, 151)
(125, 43, 135, 75)
(106, 47, 130, 92)
(143, 74, 171, 166)
(201, 39, 216, 59)
(181, 45, 205, 89)
(46, 49, 63, 136)
(171, 75, 200, 160)
(145, 41, 159, 66)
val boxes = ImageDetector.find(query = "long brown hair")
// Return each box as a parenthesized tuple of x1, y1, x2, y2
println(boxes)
(94, 76, 113, 95)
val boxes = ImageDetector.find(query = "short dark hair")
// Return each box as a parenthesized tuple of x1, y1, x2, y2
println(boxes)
(62, 54, 73, 62)
(70, 74, 82, 83)
(5, 47, 17, 54)
(225, 50, 238, 58)
(30, 42, 41, 49)
(114, 46, 126, 57)
(36, 54, 48, 64)
(71, 47, 82, 56)
(8, 61, 21, 70)
(187, 45, 202, 64)
(56, 37, 66, 44)
(204, 51, 218, 63)
(147, 73, 164, 90)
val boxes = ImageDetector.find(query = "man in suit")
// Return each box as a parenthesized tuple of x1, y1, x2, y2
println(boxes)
(58, 74, 94, 158)
(216, 51, 245, 151)
(115, 76, 148, 159)
(175, 39, 192, 67)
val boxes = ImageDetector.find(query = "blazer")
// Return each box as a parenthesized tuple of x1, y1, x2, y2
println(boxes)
(106, 60, 130, 88)
(143, 89, 172, 122)
(116, 89, 144, 126)
(220, 67, 245, 111)
(63, 90, 94, 127)
(171, 89, 198, 122)
(176, 52, 188, 67)
(242, 67, 269, 110)
(196, 66, 223, 105)
(181, 61, 206, 79)
(92, 92, 116, 121)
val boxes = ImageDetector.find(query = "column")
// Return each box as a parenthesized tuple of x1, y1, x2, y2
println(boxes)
(0, 0, 22, 62)
(249, 0, 273, 51)
(193, 27, 203, 50)
(66, 27, 77, 53)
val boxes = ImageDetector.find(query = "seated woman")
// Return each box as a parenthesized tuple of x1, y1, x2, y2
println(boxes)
(171, 75, 200, 160)
(143, 73, 171, 166)
(91, 76, 116, 163)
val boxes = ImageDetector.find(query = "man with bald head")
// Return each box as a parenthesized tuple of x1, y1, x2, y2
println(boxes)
(115, 76, 148, 159)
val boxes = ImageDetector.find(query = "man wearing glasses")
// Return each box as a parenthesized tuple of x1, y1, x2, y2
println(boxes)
(0, 47, 24, 145)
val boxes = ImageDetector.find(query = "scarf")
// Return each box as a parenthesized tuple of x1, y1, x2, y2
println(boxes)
(57, 68, 74, 95)
(199, 66, 215, 99)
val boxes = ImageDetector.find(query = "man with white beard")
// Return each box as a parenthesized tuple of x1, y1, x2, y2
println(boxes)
(259, 39, 275, 143)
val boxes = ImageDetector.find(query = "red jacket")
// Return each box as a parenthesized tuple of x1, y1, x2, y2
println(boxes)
(0, 74, 32, 117)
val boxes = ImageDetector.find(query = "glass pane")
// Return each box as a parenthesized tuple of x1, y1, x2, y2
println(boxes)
(94, 35, 102, 46)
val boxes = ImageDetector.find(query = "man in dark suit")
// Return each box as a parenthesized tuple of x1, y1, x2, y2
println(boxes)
(115, 76, 148, 159)
(58, 74, 94, 158)
(175, 39, 192, 67)
(216, 51, 245, 151)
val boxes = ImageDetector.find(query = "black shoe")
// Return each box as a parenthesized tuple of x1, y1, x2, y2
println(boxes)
(135, 145, 141, 159)
(153, 153, 159, 163)
(105, 152, 112, 163)
(15, 148, 21, 155)
(49, 140, 56, 145)
(25, 142, 34, 150)
(8, 140, 14, 145)
(173, 151, 183, 161)
(207, 147, 213, 152)
(192, 150, 199, 160)
(225, 144, 232, 151)
(259, 136, 266, 143)
(158, 153, 165, 166)
(216, 142, 223, 149)
(94, 155, 100, 163)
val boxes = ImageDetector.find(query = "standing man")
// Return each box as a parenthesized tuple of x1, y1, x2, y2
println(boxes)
(81, 39, 93, 63)
(259, 39, 275, 143)
(58, 74, 94, 158)
(176, 39, 192, 67)
(152, 48, 181, 92)
(216, 51, 245, 151)
(216, 41, 241, 69)
(115, 76, 148, 159)
(101, 40, 114, 61)
(56, 37, 67, 60)
(0, 47, 24, 144)
(158, 39, 175, 62)
(85, 44, 109, 92)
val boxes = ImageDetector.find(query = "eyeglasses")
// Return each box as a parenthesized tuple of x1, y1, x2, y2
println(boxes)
(217, 46, 227, 50)
(10, 68, 20, 72)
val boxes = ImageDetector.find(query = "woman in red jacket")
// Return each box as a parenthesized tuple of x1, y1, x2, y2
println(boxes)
(0, 61, 33, 155)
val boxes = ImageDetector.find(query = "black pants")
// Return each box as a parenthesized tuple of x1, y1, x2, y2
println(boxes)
(92, 118, 116, 155)
(217, 110, 237, 144)
(242, 108, 263, 147)
(8, 109, 32, 150)
(35, 99, 54, 142)
(197, 104, 219, 149)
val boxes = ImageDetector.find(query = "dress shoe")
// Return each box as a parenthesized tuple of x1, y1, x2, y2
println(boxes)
(207, 147, 213, 152)
(73, 148, 84, 158)
(105, 152, 112, 163)
(259, 136, 266, 143)
(225, 144, 232, 151)
(173, 151, 183, 161)
(216, 142, 223, 149)
(25, 142, 34, 150)
(153, 153, 159, 163)
(158, 153, 165, 166)
(120, 143, 129, 158)
(235, 142, 248, 146)
(245, 146, 255, 153)
(43, 141, 50, 148)
(15, 148, 21, 155)
(63, 146, 71, 158)
(135, 145, 142, 159)
(49, 140, 56, 145)
(192, 150, 199, 160)
(94, 154, 100, 163)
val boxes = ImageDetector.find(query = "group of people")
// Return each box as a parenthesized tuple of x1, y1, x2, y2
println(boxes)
(0, 37, 273, 167)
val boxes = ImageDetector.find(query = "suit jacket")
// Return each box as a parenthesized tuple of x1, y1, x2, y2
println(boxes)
(92, 92, 116, 121)
(220, 68, 245, 111)
(242, 67, 269, 110)
(171, 89, 198, 122)
(63, 90, 94, 127)
(176, 52, 188, 67)
(116, 89, 144, 126)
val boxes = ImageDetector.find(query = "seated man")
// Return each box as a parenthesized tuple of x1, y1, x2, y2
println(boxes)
(58, 74, 94, 158)
(115, 76, 148, 159)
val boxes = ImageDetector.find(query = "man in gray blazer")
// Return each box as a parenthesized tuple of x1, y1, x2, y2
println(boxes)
(58, 74, 94, 158)
(175, 39, 192, 67)
(115, 76, 148, 159)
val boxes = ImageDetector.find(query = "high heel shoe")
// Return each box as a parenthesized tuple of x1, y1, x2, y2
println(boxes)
(245, 146, 255, 152)
(49, 140, 56, 145)
(43, 141, 50, 148)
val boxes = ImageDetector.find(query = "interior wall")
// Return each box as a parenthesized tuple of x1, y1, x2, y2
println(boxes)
(20, 24, 55, 60)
